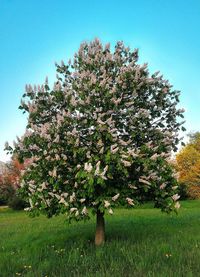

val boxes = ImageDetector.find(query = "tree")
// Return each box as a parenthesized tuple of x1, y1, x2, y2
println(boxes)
(4, 158, 25, 188)
(176, 132, 200, 189)
(0, 158, 26, 208)
(5, 39, 184, 245)
(0, 175, 15, 205)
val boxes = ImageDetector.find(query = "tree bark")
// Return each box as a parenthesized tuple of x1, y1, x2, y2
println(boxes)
(95, 210, 105, 246)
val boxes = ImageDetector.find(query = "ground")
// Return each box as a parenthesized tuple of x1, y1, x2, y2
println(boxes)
(0, 201, 200, 277)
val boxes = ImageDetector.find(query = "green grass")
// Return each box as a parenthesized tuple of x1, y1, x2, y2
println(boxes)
(1, 201, 200, 277)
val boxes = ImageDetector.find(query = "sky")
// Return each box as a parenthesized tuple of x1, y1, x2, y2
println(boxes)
(0, 0, 200, 162)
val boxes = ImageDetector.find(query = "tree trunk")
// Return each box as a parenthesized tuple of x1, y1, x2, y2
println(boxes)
(95, 210, 105, 246)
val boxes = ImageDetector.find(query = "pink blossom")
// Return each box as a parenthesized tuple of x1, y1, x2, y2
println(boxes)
(160, 183, 167, 190)
(110, 144, 119, 154)
(172, 194, 180, 201)
(126, 197, 134, 206)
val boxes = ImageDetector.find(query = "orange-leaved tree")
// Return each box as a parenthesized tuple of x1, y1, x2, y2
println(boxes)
(176, 132, 200, 198)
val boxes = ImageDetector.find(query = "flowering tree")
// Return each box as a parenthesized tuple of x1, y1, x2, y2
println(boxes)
(0, 159, 25, 206)
(6, 39, 185, 245)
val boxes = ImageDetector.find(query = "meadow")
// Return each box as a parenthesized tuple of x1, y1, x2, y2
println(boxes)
(0, 201, 200, 277)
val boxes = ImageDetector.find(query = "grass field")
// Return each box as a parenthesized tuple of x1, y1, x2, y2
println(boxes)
(0, 201, 200, 277)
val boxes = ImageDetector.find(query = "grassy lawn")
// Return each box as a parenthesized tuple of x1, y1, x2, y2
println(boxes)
(0, 201, 200, 277)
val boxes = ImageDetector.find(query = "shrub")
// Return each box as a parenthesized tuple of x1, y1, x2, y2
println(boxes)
(0, 183, 15, 205)
(187, 184, 200, 200)
(8, 193, 27, 210)
(177, 182, 188, 200)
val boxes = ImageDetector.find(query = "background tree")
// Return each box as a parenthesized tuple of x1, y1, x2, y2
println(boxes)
(5, 39, 184, 245)
(176, 132, 200, 198)
(6, 158, 25, 188)
(0, 175, 15, 206)
(0, 158, 26, 208)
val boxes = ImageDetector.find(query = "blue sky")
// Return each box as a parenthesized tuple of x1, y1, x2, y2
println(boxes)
(0, 0, 200, 161)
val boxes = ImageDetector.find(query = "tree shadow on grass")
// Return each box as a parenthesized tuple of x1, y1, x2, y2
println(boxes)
(42, 217, 172, 248)
(18, 210, 197, 252)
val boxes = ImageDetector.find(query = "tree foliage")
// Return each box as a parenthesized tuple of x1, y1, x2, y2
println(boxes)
(5, 39, 184, 243)
(176, 132, 200, 186)
(0, 159, 25, 206)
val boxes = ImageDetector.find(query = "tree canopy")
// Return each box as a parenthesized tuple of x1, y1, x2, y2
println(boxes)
(5, 39, 184, 245)
(176, 132, 200, 186)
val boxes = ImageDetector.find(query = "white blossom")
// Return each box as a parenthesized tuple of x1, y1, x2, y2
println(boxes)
(104, 200, 110, 208)
(112, 193, 120, 201)
(95, 161, 101, 175)
(84, 162, 93, 173)
(75, 210, 79, 217)
(80, 198, 86, 203)
(59, 197, 65, 204)
(62, 193, 68, 198)
(174, 202, 180, 209)
(122, 160, 131, 167)
(69, 192, 76, 203)
(70, 207, 77, 213)
(172, 186, 178, 190)
(52, 167, 57, 177)
(81, 206, 88, 215)
(99, 146, 104, 154)
(41, 182, 47, 190)
(150, 153, 160, 161)
(24, 207, 31, 211)
(108, 208, 113, 215)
